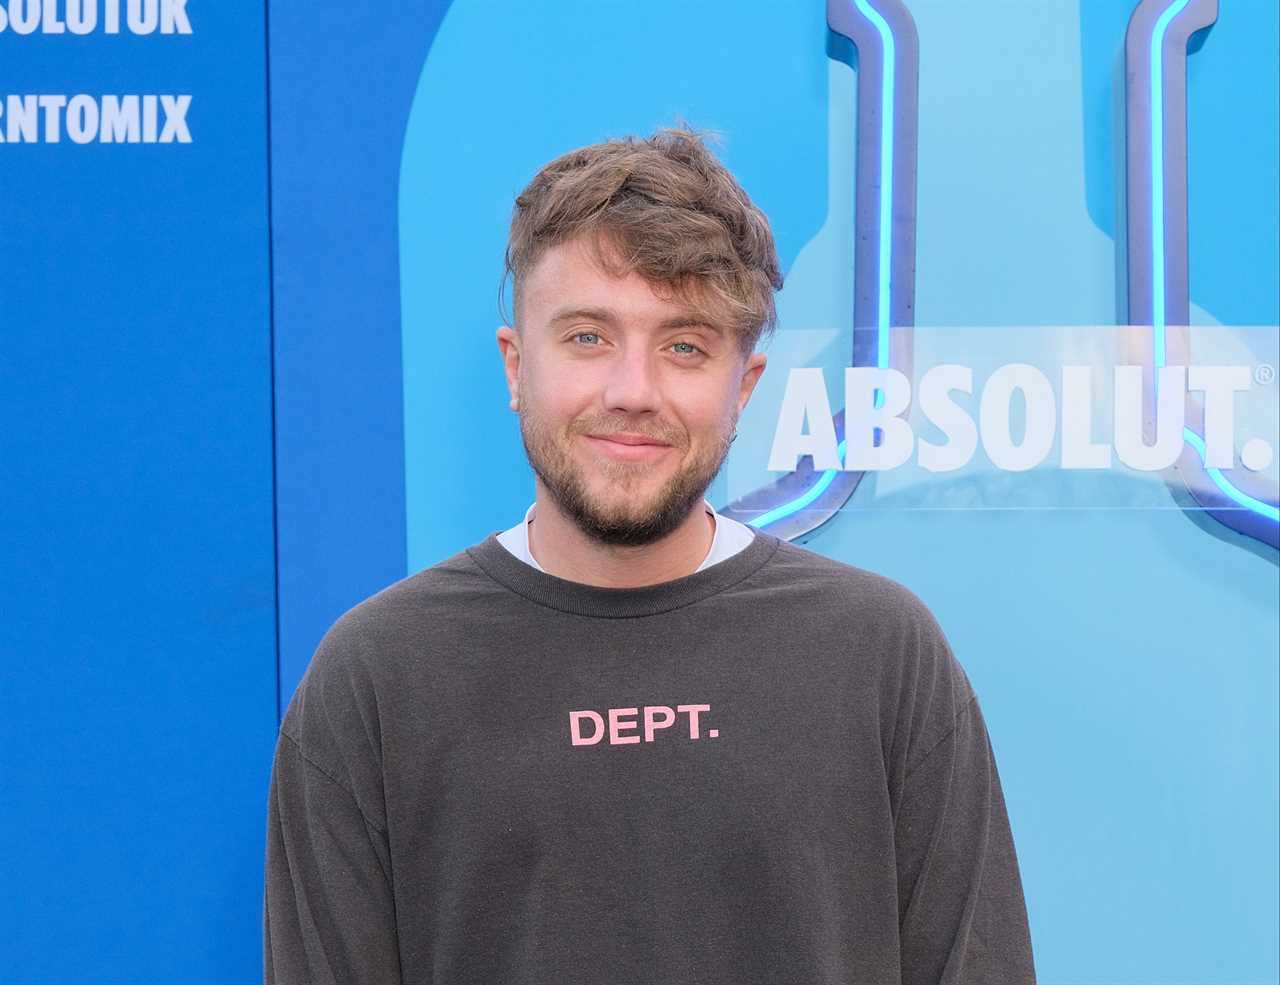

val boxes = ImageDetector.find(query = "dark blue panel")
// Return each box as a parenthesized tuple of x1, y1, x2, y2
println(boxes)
(0, 5, 275, 983)
(268, 0, 453, 711)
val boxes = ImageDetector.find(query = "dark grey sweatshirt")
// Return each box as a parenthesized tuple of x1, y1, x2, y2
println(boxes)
(263, 530, 1036, 984)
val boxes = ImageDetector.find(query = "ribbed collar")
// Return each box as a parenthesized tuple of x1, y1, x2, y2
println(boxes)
(465, 527, 781, 619)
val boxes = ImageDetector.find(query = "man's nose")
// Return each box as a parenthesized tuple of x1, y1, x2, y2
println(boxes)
(601, 345, 661, 414)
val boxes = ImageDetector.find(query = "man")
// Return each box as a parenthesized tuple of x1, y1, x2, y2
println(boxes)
(263, 128, 1037, 984)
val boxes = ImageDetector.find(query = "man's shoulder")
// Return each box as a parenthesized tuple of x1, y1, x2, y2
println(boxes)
(318, 537, 504, 644)
(758, 536, 944, 632)
(300, 537, 509, 675)
(283, 539, 504, 731)
(763, 538, 974, 755)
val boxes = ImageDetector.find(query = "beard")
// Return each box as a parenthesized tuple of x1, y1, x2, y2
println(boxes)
(517, 396, 736, 548)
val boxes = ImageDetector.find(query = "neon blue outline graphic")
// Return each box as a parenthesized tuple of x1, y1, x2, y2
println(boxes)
(748, 439, 849, 528)
(854, 0, 894, 372)
(1141, 0, 1277, 533)
(1149, 0, 1188, 367)
(727, 0, 919, 537)
(1182, 430, 1280, 521)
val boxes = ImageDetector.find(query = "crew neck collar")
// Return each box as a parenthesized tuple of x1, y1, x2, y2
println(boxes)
(465, 526, 781, 619)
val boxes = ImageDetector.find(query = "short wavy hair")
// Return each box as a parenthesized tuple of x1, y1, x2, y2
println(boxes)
(500, 126, 784, 357)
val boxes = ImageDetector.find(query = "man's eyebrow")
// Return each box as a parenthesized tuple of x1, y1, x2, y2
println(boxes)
(548, 305, 618, 326)
(659, 316, 725, 335)
(548, 306, 726, 335)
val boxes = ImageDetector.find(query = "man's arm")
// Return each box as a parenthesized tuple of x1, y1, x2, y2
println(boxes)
(263, 608, 403, 985)
(894, 693, 1037, 984)
(263, 728, 402, 985)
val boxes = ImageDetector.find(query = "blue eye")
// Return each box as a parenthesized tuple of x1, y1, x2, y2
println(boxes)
(573, 332, 601, 345)
(672, 342, 702, 356)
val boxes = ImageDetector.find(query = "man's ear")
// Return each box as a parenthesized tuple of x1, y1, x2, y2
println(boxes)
(736, 352, 767, 415)
(496, 325, 521, 411)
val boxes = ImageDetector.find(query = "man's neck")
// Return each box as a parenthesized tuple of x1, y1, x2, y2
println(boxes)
(526, 487, 716, 588)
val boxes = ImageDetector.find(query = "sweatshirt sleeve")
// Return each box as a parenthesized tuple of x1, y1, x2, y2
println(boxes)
(894, 692, 1037, 984)
(263, 613, 402, 985)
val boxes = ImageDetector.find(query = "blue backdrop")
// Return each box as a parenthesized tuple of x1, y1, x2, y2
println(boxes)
(2, 1, 1276, 981)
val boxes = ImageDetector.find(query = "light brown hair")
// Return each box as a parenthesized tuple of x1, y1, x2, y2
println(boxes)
(500, 126, 784, 357)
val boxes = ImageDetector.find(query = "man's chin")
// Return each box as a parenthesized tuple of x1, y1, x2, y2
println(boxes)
(577, 497, 663, 533)
(528, 438, 722, 546)
(577, 513, 681, 548)
(580, 485, 714, 545)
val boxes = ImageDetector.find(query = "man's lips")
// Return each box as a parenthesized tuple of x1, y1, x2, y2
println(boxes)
(582, 433, 674, 461)
(585, 433, 671, 447)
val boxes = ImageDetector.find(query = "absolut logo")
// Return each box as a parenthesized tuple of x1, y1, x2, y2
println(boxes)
(768, 364, 1274, 474)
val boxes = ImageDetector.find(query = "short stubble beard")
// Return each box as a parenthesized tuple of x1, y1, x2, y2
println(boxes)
(517, 389, 736, 548)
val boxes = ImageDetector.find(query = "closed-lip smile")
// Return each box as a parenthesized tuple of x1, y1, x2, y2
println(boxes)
(586, 433, 670, 446)
(582, 433, 674, 461)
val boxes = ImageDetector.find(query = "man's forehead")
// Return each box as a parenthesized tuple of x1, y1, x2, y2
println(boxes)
(544, 303, 726, 336)
(525, 239, 732, 334)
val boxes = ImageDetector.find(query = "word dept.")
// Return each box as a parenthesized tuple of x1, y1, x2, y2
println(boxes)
(569, 704, 717, 746)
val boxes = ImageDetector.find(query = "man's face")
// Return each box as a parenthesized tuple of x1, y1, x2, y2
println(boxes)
(497, 235, 767, 547)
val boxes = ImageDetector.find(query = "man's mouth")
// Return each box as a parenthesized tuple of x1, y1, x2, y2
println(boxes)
(586, 432, 671, 447)
(582, 433, 674, 462)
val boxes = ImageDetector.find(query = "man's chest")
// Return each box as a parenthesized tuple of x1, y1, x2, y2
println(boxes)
(375, 625, 904, 981)
(382, 631, 894, 882)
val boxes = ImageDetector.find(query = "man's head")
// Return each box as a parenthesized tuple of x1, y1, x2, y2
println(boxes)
(496, 127, 783, 547)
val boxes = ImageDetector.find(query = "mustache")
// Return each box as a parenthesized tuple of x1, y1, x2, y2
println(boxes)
(568, 420, 685, 446)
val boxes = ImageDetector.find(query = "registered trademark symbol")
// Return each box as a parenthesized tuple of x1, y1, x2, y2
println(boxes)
(1256, 363, 1276, 385)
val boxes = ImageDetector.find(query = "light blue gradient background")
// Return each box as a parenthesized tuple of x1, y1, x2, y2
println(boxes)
(399, 2, 1279, 979)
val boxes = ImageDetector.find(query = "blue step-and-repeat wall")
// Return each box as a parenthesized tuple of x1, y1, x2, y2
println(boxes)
(3, 1, 1277, 982)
